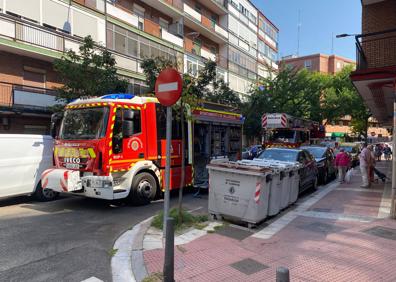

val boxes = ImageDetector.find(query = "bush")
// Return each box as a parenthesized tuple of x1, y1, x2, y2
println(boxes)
(151, 208, 208, 231)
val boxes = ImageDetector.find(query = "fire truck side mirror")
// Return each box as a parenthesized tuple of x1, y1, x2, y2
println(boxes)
(50, 112, 63, 139)
(122, 120, 134, 137)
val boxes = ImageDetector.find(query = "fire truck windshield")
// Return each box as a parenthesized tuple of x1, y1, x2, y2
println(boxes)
(269, 129, 296, 143)
(59, 107, 109, 140)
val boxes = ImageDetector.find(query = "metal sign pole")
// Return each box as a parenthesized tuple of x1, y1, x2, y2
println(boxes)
(163, 106, 172, 234)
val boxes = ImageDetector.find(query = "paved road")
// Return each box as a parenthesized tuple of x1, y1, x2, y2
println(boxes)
(0, 191, 208, 282)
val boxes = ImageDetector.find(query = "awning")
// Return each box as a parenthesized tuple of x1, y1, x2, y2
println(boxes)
(192, 109, 244, 125)
(331, 132, 345, 137)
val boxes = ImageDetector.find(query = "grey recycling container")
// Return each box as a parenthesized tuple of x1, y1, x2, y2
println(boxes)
(207, 162, 273, 227)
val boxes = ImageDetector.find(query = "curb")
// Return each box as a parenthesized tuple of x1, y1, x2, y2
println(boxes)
(111, 216, 153, 282)
(111, 217, 222, 282)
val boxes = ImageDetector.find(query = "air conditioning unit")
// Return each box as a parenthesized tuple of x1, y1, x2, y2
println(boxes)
(169, 22, 184, 37)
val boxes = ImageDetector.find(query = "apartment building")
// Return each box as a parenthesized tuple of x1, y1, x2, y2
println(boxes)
(0, 0, 278, 134)
(281, 53, 355, 74)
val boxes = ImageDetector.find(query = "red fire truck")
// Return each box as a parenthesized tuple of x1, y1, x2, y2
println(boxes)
(261, 113, 325, 148)
(42, 94, 243, 205)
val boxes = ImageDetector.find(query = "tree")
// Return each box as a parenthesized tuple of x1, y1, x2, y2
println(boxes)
(53, 36, 128, 103)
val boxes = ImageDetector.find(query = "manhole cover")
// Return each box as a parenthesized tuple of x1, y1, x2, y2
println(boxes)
(363, 226, 396, 241)
(298, 222, 346, 234)
(215, 225, 252, 241)
(230, 258, 269, 275)
(311, 208, 332, 213)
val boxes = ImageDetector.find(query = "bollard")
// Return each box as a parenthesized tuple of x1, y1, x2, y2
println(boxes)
(276, 266, 290, 282)
(163, 217, 175, 282)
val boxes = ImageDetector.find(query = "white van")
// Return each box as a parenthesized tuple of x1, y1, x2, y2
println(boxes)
(0, 134, 58, 201)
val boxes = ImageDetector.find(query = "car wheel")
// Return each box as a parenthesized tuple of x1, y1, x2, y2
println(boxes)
(34, 181, 59, 201)
(127, 172, 157, 205)
(321, 169, 328, 184)
(312, 177, 318, 191)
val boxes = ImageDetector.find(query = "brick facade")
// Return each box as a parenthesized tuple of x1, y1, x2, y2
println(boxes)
(361, 0, 396, 68)
(281, 54, 355, 74)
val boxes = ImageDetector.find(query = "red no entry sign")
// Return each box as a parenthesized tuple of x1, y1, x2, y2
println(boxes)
(155, 68, 182, 106)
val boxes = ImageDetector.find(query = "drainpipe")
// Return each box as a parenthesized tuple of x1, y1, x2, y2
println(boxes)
(391, 88, 396, 218)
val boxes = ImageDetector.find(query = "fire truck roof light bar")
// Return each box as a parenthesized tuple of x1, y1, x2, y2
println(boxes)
(101, 94, 135, 100)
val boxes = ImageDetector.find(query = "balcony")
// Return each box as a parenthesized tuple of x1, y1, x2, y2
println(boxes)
(161, 29, 183, 48)
(0, 14, 146, 78)
(0, 82, 57, 111)
(183, 3, 228, 44)
(106, 3, 139, 28)
(74, 0, 105, 12)
(351, 28, 396, 125)
(138, 0, 183, 20)
(356, 28, 396, 70)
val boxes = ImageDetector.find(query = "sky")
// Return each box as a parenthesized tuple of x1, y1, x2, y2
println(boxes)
(252, 0, 362, 61)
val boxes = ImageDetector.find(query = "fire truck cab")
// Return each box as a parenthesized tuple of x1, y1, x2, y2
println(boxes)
(42, 94, 243, 205)
(262, 113, 325, 148)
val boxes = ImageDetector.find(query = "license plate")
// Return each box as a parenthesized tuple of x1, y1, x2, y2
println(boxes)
(65, 163, 80, 169)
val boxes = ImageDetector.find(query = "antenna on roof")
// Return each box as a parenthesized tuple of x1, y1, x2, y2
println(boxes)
(297, 9, 301, 57)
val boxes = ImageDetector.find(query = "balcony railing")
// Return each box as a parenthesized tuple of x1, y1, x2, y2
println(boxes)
(163, 0, 184, 11)
(356, 28, 396, 70)
(0, 82, 57, 110)
(183, 3, 228, 39)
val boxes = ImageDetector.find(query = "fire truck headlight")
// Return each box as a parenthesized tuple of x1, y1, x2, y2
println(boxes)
(102, 180, 112, 188)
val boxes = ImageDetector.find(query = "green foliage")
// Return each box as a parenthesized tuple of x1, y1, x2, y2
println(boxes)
(140, 57, 241, 109)
(244, 65, 371, 140)
(53, 36, 128, 104)
(151, 208, 208, 231)
(142, 272, 163, 282)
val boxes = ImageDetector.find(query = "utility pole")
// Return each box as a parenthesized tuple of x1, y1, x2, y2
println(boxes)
(391, 94, 396, 218)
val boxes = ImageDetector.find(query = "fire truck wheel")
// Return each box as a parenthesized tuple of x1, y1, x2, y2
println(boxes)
(34, 181, 59, 202)
(128, 172, 157, 205)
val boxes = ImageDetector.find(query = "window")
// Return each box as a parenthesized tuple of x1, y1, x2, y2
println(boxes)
(210, 14, 217, 28)
(159, 18, 169, 30)
(112, 108, 141, 154)
(304, 60, 312, 69)
(23, 67, 46, 88)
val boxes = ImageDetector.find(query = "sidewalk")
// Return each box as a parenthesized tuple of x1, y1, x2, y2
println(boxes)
(143, 161, 395, 281)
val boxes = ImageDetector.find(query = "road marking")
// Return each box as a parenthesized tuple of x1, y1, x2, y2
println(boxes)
(335, 188, 383, 193)
(81, 277, 103, 282)
(252, 181, 339, 240)
(299, 210, 375, 223)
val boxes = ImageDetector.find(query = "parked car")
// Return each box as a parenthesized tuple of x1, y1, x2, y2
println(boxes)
(300, 146, 337, 184)
(339, 142, 360, 167)
(256, 148, 318, 193)
(0, 134, 58, 201)
(242, 145, 263, 160)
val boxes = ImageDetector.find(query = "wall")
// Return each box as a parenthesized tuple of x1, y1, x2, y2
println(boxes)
(0, 52, 61, 89)
(361, 0, 396, 68)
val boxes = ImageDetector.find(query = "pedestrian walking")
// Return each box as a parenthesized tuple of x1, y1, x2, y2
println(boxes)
(359, 143, 371, 188)
(335, 148, 350, 183)
(384, 144, 392, 161)
(368, 145, 376, 183)
(374, 144, 383, 161)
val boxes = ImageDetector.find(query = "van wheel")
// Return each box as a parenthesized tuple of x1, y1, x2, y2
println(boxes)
(34, 181, 59, 201)
(128, 172, 157, 205)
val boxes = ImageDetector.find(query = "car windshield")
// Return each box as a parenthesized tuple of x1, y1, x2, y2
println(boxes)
(59, 107, 109, 140)
(257, 149, 298, 162)
(302, 147, 326, 159)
